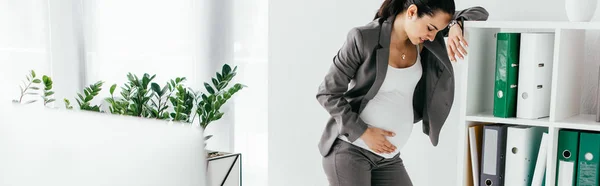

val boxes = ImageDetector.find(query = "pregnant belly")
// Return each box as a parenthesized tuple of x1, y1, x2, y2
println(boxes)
(359, 100, 414, 151)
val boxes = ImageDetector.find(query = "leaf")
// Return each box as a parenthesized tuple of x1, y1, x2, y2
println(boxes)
(223, 64, 232, 75)
(214, 112, 224, 120)
(31, 70, 36, 78)
(45, 91, 54, 97)
(76, 99, 82, 107)
(110, 84, 117, 95)
(204, 83, 215, 94)
(204, 135, 213, 141)
(212, 78, 219, 88)
(30, 86, 40, 90)
(216, 72, 222, 80)
(204, 102, 211, 111)
(46, 98, 56, 103)
(150, 82, 161, 94)
(25, 100, 37, 104)
(32, 79, 41, 84)
(161, 85, 168, 95)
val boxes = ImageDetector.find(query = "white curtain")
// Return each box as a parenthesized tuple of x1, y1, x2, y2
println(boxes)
(0, 0, 51, 104)
(82, 0, 204, 96)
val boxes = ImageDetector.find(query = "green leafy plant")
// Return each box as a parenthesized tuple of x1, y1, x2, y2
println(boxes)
(106, 73, 157, 117)
(14, 70, 41, 104)
(12, 64, 246, 156)
(69, 81, 104, 112)
(147, 77, 185, 119)
(169, 84, 196, 122)
(42, 75, 55, 107)
(127, 73, 155, 117)
(64, 98, 73, 109)
(195, 64, 245, 129)
(149, 82, 170, 119)
(106, 83, 131, 115)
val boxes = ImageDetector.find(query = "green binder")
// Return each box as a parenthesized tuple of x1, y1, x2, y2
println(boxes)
(576, 132, 600, 186)
(493, 33, 520, 118)
(556, 130, 580, 185)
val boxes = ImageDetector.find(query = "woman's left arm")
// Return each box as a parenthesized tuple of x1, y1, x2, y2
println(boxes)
(442, 6, 489, 61)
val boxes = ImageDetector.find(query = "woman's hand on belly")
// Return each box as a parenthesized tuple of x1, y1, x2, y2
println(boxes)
(359, 126, 397, 154)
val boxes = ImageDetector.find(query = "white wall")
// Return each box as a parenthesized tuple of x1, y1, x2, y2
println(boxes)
(267, 0, 598, 185)
(266, 0, 396, 185)
(232, 0, 269, 185)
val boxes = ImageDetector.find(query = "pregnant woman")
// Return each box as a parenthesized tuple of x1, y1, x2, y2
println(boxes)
(316, 0, 488, 185)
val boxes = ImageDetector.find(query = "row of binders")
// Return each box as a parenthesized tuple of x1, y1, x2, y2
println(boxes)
(492, 32, 555, 119)
(555, 129, 600, 186)
(469, 125, 600, 186)
(468, 124, 548, 186)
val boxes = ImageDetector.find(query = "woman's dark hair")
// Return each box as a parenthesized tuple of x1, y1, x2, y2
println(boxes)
(374, 0, 455, 24)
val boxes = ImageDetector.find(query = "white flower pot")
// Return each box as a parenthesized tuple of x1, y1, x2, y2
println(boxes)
(565, 0, 598, 22)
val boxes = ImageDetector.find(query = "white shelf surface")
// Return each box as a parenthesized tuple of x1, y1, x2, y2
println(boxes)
(465, 21, 600, 30)
(555, 114, 600, 131)
(465, 111, 552, 128)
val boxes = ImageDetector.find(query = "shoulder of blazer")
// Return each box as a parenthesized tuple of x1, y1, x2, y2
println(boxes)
(350, 20, 383, 58)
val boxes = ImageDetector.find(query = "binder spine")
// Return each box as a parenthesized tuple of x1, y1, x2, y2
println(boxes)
(493, 33, 521, 118)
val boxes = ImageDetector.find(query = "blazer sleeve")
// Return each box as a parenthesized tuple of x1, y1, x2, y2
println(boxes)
(440, 6, 490, 37)
(316, 27, 368, 142)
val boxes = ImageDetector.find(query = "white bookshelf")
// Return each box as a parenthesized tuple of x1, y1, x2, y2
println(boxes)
(456, 21, 600, 186)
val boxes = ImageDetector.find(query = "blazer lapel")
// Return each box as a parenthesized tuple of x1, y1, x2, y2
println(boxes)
(363, 16, 393, 102)
(422, 35, 452, 110)
(423, 37, 452, 75)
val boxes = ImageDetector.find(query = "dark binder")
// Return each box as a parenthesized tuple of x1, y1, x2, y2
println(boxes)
(480, 124, 509, 186)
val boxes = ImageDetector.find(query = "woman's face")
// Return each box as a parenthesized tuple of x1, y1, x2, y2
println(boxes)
(403, 5, 452, 45)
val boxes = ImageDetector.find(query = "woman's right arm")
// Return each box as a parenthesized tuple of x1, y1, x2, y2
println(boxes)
(315, 28, 368, 143)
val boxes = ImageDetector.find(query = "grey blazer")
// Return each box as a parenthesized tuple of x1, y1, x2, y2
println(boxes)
(316, 7, 489, 157)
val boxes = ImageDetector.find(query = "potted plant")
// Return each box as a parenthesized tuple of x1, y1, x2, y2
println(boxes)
(14, 64, 245, 185)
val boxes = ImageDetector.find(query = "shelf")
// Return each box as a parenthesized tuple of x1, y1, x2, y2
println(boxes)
(555, 114, 600, 131)
(465, 21, 600, 30)
(457, 20, 598, 186)
(465, 111, 552, 128)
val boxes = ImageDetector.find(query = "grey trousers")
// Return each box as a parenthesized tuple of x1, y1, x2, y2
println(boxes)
(322, 138, 414, 186)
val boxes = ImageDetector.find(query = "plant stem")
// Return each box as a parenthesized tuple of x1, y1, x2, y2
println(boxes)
(18, 82, 33, 103)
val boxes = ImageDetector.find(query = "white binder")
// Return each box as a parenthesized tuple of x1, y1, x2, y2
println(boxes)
(531, 133, 549, 186)
(504, 126, 547, 186)
(516, 32, 555, 119)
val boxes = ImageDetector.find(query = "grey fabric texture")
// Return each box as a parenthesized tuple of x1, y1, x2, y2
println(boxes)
(322, 139, 413, 186)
